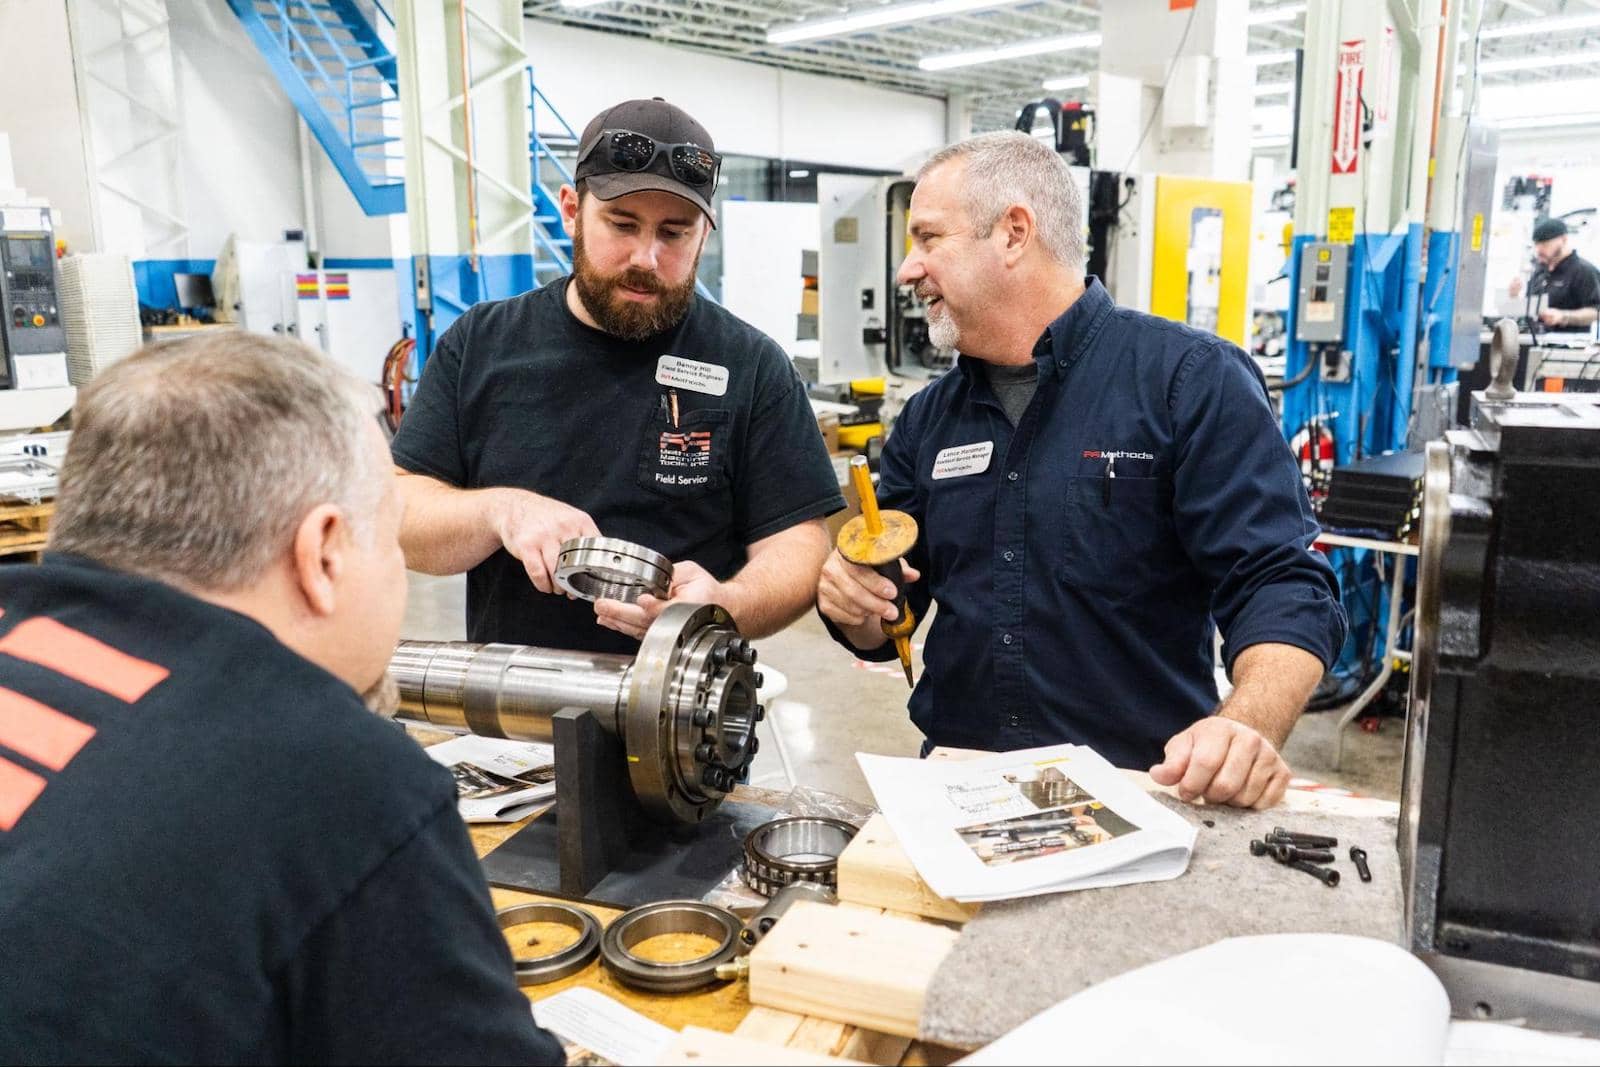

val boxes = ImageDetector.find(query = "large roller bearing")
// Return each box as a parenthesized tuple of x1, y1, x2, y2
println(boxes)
(627, 602, 763, 823)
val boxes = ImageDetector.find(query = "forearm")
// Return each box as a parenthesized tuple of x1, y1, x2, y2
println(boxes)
(722, 521, 831, 638)
(1216, 642, 1324, 748)
(395, 470, 507, 575)
(1562, 306, 1598, 327)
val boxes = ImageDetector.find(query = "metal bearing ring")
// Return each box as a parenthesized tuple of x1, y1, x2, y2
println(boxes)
(741, 816, 859, 898)
(496, 901, 602, 985)
(599, 901, 742, 993)
(554, 536, 673, 604)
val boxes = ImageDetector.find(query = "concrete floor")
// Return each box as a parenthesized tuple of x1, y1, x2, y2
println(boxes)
(403, 572, 1405, 806)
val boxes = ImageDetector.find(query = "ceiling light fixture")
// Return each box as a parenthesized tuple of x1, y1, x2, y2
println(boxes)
(1481, 50, 1600, 75)
(558, 0, 612, 8)
(767, 0, 1026, 45)
(1040, 74, 1090, 91)
(918, 31, 1101, 72)
(1247, 51, 1296, 67)
(1480, 12, 1600, 39)
(1246, 3, 1306, 25)
(1253, 80, 1294, 96)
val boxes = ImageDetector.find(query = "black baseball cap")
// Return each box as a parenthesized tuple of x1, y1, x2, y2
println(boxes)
(1533, 217, 1568, 242)
(574, 98, 719, 227)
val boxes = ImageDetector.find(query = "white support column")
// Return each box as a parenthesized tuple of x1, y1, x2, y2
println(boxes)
(1097, 0, 1251, 180)
(395, 0, 532, 277)
(66, 0, 188, 257)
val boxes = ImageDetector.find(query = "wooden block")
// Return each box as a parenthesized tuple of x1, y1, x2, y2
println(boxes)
(748, 900, 960, 1039)
(657, 1026, 866, 1066)
(836, 814, 978, 925)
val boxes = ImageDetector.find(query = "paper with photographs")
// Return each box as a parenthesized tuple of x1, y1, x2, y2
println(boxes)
(857, 744, 1196, 902)
(425, 734, 557, 823)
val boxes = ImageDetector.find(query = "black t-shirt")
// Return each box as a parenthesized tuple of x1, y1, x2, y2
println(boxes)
(392, 278, 844, 652)
(1538, 251, 1600, 310)
(0, 555, 564, 1065)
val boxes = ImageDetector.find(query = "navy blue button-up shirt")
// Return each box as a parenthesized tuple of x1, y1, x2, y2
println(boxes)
(826, 280, 1345, 769)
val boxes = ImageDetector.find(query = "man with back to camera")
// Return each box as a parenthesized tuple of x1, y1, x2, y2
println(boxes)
(817, 132, 1347, 810)
(392, 97, 843, 651)
(1509, 216, 1600, 329)
(0, 334, 563, 1064)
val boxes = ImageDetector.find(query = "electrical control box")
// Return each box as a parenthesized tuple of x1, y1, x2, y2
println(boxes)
(0, 206, 70, 389)
(1294, 242, 1349, 345)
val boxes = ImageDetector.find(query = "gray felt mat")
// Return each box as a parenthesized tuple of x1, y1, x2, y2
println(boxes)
(918, 796, 1402, 1048)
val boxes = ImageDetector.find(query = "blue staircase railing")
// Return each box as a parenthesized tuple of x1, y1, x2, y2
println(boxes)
(228, 0, 406, 216)
(527, 69, 576, 280)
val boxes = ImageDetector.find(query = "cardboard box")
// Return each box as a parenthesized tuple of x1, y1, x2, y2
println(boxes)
(800, 289, 819, 316)
(815, 411, 840, 453)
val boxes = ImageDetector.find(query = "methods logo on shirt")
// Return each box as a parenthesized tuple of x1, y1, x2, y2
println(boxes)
(1081, 449, 1155, 461)
(656, 429, 714, 486)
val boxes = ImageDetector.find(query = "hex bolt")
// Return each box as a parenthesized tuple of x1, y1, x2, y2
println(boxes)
(753, 703, 766, 722)
(1288, 859, 1340, 887)
(1249, 839, 1271, 856)
(753, 671, 765, 688)
(700, 766, 721, 788)
(748, 736, 760, 756)
(1272, 844, 1336, 865)
(695, 742, 716, 764)
(1349, 846, 1373, 882)
(1270, 827, 1337, 849)
(691, 707, 712, 727)
(711, 645, 730, 667)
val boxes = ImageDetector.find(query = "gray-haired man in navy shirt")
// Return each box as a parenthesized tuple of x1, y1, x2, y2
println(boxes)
(818, 132, 1345, 809)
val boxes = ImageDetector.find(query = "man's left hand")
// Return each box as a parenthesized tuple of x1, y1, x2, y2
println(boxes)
(1539, 307, 1567, 328)
(593, 560, 730, 640)
(1148, 716, 1291, 809)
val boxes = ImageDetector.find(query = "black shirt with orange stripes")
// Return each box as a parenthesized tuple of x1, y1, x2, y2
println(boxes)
(0, 554, 563, 1065)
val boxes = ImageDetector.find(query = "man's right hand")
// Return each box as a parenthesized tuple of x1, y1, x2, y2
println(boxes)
(817, 551, 920, 649)
(488, 489, 600, 594)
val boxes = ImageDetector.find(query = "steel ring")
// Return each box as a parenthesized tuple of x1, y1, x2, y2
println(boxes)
(599, 901, 742, 993)
(555, 536, 673, 604)
(741, 816, 859, 898)
(496, 902, 602, 985)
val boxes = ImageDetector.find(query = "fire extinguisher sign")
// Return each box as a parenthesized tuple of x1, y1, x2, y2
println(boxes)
(1332, 39, 1365, 175)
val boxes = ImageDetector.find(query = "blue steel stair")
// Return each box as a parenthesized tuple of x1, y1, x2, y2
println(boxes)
(228, 0, 406, 216)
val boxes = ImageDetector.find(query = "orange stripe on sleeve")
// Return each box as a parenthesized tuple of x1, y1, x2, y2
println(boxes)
(0, 687, 96, 771)
(0, 618, 170, 703)
(0, 755, 47, 832)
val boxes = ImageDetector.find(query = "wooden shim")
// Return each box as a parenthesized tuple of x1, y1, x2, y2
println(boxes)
(789, 1016, 851, 1054)
(657, 1026, 866, 1066)
(748, 900, 960, 1039)
(836, 1028, 913, 1065)
(836, 814, 978, 925)
(733, 1005, 807, 1046)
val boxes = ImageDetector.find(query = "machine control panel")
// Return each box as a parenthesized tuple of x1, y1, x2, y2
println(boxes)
(0, 211, 68, 389)
(1294, 242, 1349, 345)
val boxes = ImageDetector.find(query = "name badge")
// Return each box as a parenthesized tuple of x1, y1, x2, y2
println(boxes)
(656, 355, 729, 397)
(931, 441, 994, 480)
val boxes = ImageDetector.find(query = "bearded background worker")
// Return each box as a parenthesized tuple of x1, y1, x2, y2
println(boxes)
(817, 132, 1346, 810)
(1508, 216, 1600, 329)
(0, 335, 562, 1063)
(392, 98, 843, 650)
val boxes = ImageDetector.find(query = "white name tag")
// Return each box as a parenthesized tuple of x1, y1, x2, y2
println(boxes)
(931, 441, 994, 480)
(656, 355, 729, 397)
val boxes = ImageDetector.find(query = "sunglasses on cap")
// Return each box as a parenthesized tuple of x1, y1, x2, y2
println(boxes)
(581, 129, 722, 188)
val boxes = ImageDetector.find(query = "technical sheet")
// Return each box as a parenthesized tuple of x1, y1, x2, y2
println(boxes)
(858, 744, 1196, 902)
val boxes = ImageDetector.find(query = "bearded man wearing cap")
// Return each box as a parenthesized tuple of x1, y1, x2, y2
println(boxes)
(391, 99, 843, 652)
(1509, 216, 1600, 330)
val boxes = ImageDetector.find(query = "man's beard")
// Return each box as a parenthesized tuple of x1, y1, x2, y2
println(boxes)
(922, 286, 960, 351)
(571, 219, 698, 341)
